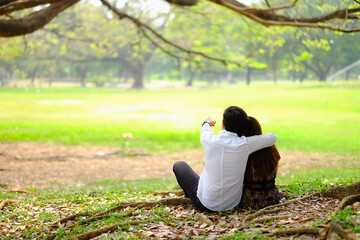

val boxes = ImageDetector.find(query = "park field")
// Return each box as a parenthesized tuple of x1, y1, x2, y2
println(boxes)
(1, 81, 360, 239)
(0, 81, 359, 156)
(0, 80, 359, 182)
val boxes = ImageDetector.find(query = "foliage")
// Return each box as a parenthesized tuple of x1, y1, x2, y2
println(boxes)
(2, 1, 360, 87)
(331, 209, 360, 232)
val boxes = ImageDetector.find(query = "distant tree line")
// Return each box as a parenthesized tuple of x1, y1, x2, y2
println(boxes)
(1, 0, 360, 88)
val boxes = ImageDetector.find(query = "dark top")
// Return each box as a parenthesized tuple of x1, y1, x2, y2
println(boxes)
(238, 166, 280, 210)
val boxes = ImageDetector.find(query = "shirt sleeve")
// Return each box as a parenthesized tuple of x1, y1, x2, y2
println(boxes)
(200, 122, 215, 142)
(246, 133, 277, 154)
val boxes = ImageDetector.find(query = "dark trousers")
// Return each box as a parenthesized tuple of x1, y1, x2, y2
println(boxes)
(173, 161, 213, 212)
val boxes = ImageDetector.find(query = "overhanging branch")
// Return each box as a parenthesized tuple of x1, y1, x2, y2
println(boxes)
(0, 0, 79, 37)
(0, 0, 61, 16)
(164, 0, 198, 6)
(100, 0, 246, 67)
(205, 0, 360, 32)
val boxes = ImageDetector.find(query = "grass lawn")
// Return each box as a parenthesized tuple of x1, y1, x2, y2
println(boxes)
(0, 80, 359, 239)
(0, 81, 359, 156)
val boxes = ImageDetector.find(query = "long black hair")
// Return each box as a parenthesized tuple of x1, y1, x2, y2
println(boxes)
(244, 116, 280, 182)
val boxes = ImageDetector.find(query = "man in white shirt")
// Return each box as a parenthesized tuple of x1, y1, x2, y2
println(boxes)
(173, 106, 278, 212)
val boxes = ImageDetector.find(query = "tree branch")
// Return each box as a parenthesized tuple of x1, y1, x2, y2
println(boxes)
(0, 0, 16, 7)
(0, 0, 79, 37)
(100, 0, 246, 66)
(264, 0, 271, 8)
(164, 0, 198, 6)
(0, 0, 62, 16)
(205, 0, 360, 33)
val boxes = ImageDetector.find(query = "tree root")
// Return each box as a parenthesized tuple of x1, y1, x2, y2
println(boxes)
(197, 212, 213, 225)
(279, 191, 292, 199)
(46, 197, 192, 240)
(10, 189, 30, 194)
(322, 182, 360, 199)
(49, 213, 88, 228)
(327, 220, 358, 240)
(244, 193, 318, 224)
(73, 220, 146, 240)
(267, 227, 320, 237)
(244, 208, 283, 224)
(0, 199, 18, 210)
(336, 193, 360, 212)
(83, 197, 192, 222)
(153, 190, 185, 196)
(251, 214, 292, 224)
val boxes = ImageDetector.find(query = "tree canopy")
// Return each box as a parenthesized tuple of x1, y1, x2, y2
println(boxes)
(1, 0, 360, 37)
(1, 1, 360, 88)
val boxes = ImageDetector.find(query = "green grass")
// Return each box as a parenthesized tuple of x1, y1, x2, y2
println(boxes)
(0, 81, 359, 156)
(1, 81, 359, 239)
(1, 167, 357, 239)
(277, 168, 360, 195)
(331, 209, 360, 233)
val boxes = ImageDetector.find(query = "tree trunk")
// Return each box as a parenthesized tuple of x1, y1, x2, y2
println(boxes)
(30, 67, 37, 87)
(299, 71, 306, 82)
(318, 58, 333, 81)
(271, 55, 278, 83)
(246, 66, 252, 85)
(48, 72, 54, 87)
(186, 64, 194, 87)
(290, 70, 295, 82)
(272, 71, 277, 83)
(80, 65, 87, 88)
(318, 72, 327, 81)
(131, 67, 144, 89)
(177, 63, 182, 81)
(345, 69, 351, 81)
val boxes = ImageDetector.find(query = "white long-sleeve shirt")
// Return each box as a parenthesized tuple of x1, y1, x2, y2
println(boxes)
(197, 122, 277, 211)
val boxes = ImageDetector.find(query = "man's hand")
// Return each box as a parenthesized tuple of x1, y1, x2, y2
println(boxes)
(205, 117, 216, 127)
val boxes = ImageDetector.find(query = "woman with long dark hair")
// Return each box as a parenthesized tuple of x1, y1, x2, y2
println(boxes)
(239, 116, 281, 209)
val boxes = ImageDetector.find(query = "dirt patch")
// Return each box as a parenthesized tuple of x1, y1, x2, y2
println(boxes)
(0, 142, 350, 188)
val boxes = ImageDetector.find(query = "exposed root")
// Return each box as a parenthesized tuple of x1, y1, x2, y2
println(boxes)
(45, 197, 192, 240)
(244, 193, 318, 224)
(327, 220, 358, 240)
(92, 197, 192, 217)
(322, 182, 360, 199)
(197, 212, 212, 225)
(251, 214, 292, 224)
(74, 220, 146, 240)
(153, 190, 185, 196)
(49, 213, 87, 228)
(244, 208, 283, 224)
(267, 227, 320, 237)
(279, 191, 292, 199)
(0, 199, 18, 210)
(84, 211, 133, 224)
(10, 188, 30, 194)
(336, 193, 360, 212)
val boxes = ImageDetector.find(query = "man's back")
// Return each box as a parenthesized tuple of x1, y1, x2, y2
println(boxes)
(198, 123, 277, 211)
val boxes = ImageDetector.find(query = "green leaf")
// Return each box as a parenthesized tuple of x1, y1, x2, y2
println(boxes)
(60, 44, 67, 55)
(194, 40, 202, 46)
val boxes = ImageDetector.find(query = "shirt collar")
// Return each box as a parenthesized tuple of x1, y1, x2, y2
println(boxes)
(219, 129, 238, 138)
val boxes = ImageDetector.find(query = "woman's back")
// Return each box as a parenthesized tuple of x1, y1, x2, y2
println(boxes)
(239, 117, 281, 209)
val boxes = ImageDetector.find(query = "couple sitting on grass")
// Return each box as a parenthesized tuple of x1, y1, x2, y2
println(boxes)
(173, 106, 280, 212)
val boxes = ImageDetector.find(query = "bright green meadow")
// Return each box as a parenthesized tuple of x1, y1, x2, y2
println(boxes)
(1, 81, 359, 156)
(0, 80, 359, 184)
(1, 81, 359, 239)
